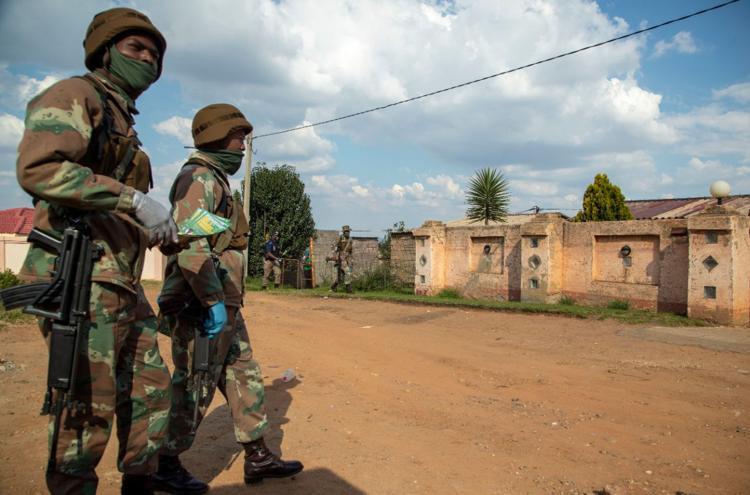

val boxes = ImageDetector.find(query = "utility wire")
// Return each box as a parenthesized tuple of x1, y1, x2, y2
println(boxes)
(253, 0, 740, 140)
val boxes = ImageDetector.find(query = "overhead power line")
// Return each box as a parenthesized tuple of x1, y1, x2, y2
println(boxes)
(253, 0, 740, 140)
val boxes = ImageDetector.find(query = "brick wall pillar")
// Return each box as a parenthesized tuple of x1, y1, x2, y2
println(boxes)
(413, 221, 446, 296)
(520, 213, 565, 303)
(687, 207, 750, 326)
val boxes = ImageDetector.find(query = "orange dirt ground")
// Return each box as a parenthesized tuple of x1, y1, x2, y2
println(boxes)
(0, 288, 748, 494)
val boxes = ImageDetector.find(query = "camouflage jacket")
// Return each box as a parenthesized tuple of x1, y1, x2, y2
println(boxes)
(335, 235, 353, 263)
(159, 151, 249, 308)
(16, 71, 152, 293)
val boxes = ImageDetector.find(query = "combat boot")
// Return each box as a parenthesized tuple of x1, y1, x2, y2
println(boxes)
(274, 283, 280, 289)
(345, 284, 352, 294)
(330, 282, 338, 292)
(243, 438, 303, 484)
(152, 455, 208, 494)
(122, 474, 154, 495)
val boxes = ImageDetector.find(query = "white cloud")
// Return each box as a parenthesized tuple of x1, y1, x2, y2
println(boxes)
(688, 157, 720, 171)
(652, 31, 697, 58)
(425, 174, 462, 199)
(0, 113, 24, 151)
(736, 166, 750, 176)
(667, 107, 750, 162)
(713, 82, 750, 104)
(352, 185, 370, 197)
(0, 64, 62, 110)
(256, 123, 335, 173)
(153, 116, 193, 146)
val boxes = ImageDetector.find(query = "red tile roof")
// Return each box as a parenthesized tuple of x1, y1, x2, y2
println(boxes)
(625, 195, 750, 219)
(0, 208, 35, 235)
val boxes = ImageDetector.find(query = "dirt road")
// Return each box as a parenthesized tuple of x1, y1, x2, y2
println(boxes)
(1, 289, 748, 494)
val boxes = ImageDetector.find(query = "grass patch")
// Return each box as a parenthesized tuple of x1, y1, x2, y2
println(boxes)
(436, 288, 461, 299)
(558, 295, 575, 306)
(267, 285, 707, 327)
(607, 300, 630, 310)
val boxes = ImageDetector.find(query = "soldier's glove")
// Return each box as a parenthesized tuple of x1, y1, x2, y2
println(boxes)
(203, 301, 227, 339)
(132, 191, 179, 246)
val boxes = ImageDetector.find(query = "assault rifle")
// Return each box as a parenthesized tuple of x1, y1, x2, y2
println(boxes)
(157, 296, 213, 434)
(192, 330, 211, 434)
(0, 225, 102, 473)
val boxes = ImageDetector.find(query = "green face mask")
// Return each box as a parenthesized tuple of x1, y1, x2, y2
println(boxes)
(199, 149, 245, 176)
(108, 45, 158, 93)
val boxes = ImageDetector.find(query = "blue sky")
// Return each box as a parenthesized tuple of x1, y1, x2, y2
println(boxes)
(0, 0, 748, 236)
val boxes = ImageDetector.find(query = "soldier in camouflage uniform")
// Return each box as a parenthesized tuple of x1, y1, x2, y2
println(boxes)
(330, 225, 353, 293)
(155, 104, 303, 494)
(15, 8, 176, 495)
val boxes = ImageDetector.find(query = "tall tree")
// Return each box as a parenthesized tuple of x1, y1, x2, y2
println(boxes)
(574, 173, 633, 222)
(465, 168, 510, 225)
(245, 162, 316, 276)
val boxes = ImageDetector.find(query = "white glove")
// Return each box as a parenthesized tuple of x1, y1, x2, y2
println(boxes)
(132, 191, 178, 246)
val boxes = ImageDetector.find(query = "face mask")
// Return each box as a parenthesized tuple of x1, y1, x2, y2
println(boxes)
(199, 149, 244, 175)
(108, 45, 158, 93)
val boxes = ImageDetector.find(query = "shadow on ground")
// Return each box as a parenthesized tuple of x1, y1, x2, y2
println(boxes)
(180, 377, 302, 484)
(200, 468, 367, 494)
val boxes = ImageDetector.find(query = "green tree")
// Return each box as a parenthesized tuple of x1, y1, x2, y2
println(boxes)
(245, 162, 316, 276)
(378, 220, 406, 260)
(465, 168, 510, 225)
(574, 173, 633, 222)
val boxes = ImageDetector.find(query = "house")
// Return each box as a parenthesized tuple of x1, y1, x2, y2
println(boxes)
(0, 207, 165, 280)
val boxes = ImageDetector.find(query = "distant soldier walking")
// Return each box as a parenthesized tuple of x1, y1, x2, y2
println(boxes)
(15, 7, 176, 494)
(155, 104, 303, 494)
(262, 231, 282, 289)
(331, 225, 353, 293)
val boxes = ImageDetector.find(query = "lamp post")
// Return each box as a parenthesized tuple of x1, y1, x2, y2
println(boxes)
(709, 180, 731, 206)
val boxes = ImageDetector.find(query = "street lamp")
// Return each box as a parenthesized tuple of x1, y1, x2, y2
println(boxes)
(709, 180, 731, 206)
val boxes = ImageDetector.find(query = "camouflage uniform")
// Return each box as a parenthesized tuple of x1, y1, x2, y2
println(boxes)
(333, 227, 353, 288)
(158, 151, 269, 455)
(16, 71, 171, 492)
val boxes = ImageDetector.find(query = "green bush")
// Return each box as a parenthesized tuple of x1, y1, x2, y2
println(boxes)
(607, 300, 630, 310)
(352, 264, 392, 292)
(436, 288, 461, 299)
(559, 295, 575, 306)
(0, 269, 21, 290)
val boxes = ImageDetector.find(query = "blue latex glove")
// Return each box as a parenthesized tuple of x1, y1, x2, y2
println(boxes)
(203, 301, 227, 339)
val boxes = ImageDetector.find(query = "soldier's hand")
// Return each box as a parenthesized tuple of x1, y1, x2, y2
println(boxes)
(132, 191, 179, 246)
(203, 301, 227, 339)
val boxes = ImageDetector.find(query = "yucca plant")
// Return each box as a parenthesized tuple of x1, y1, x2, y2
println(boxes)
(465, 168, 510, 225)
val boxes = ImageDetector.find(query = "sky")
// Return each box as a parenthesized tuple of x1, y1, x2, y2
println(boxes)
(0, 0, 748, 236)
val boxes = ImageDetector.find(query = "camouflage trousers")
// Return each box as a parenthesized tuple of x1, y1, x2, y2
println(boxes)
(42, 283, 171, 495)
(262, 259, 281, 287)
(335, 259, 352, 286)
(161, 306, 269, 455)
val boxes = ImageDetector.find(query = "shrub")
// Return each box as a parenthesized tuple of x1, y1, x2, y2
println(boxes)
(559, 295, 575, 306)
(607, 300, 630, 310)
(0, 269, 21, 290)
(352, 264, 392, 292)
(436, 288, 461, 299)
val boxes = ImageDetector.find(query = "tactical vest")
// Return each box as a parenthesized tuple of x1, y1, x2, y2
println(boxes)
(171, 157, 249, 254)
(77, 73, 153, 193)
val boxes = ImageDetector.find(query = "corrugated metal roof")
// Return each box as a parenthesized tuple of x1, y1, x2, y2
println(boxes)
(625, 195, 750, 219)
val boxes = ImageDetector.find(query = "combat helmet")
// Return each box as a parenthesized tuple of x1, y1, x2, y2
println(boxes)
(192, 103, 253, 147)
(84, 7, 167, 79)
